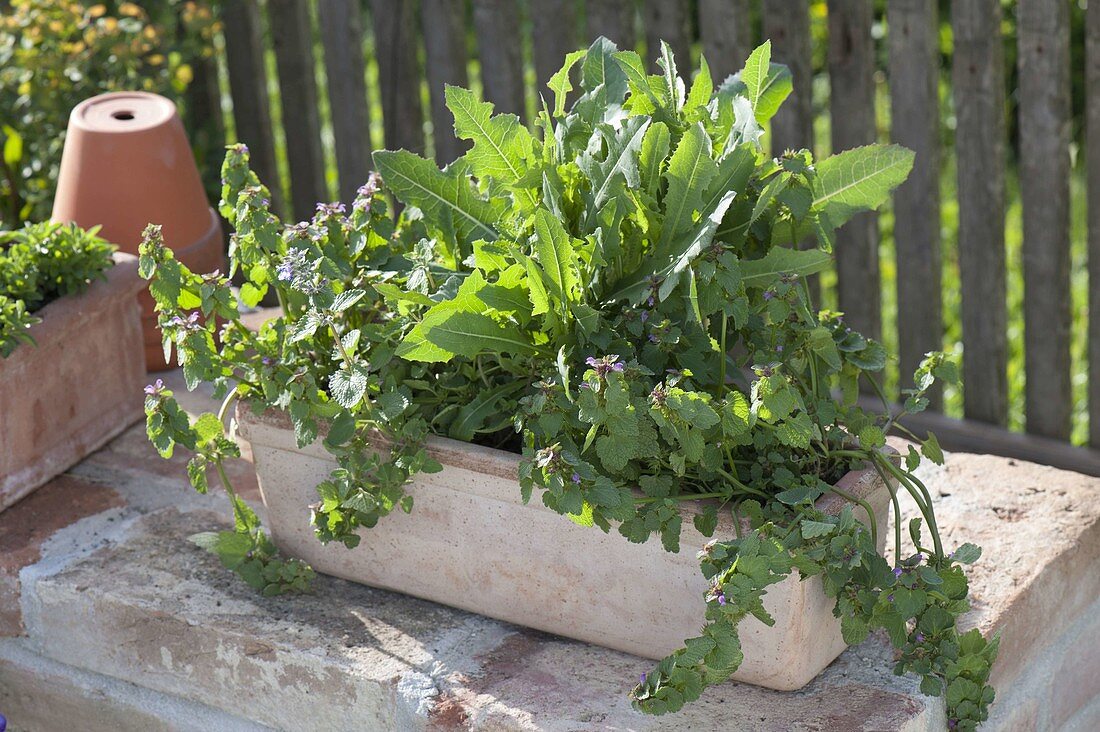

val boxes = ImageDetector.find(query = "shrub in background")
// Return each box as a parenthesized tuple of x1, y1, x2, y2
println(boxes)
(0, 0, 218, 226)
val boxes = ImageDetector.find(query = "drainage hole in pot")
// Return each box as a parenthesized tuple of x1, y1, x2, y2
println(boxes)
(112, 111, 135, 121)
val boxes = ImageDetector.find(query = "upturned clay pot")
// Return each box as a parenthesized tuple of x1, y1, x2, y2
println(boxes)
(51, 91, 225, 371)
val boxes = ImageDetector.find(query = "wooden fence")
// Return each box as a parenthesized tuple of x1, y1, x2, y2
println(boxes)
(186, 0, 1100, 475)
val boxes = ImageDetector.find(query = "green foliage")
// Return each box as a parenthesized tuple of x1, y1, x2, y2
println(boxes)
(142, 38, 996, 730)
(0, 220, 115, 357)
(0, 0, 218, 224)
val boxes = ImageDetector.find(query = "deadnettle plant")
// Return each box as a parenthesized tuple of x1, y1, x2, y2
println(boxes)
(143, 39, 998, 731)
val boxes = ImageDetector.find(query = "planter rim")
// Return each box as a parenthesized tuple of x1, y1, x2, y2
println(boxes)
(237, 404, 895, 529)
(10, 252, 143, 361)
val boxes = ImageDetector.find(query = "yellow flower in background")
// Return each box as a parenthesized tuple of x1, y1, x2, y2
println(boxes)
(118, 3, 143, 18)
(147, 54, 165, 66)
(101, 17, 117, 33)
(87, 4, 106, 18)
(175, 64, 193, 86)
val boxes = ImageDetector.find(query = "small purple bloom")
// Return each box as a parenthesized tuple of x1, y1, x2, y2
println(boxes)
(647, 296, 655, 307)
(915, 633, 925, 643)
(648, 334, 659, 343)
(571, 472, 581, 484)
(640, 311, 649, 323)
(763, 290, 775, 301)
(261, 356, 275, 366)
(144, 379, 165, 396)
(717, 593, 727, 606)
(276, 260, 295, 282)
(894, 567, 904, 578)
(640, 673, 647, 684)
(586, 354, 623, 378)
(888, 593, 894, 602)
(775, 344, 784, 353)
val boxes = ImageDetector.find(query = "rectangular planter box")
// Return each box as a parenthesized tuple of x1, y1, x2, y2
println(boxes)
(0, 253, 145, 510)
(239, 409, 893, 691)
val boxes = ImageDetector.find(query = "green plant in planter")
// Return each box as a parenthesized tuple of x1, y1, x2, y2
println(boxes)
(141, 38, 998, 731)
(0, 220, 115, 356)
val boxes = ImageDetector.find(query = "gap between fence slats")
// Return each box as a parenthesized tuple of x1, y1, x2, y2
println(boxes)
(1088, 0, 1100, 448)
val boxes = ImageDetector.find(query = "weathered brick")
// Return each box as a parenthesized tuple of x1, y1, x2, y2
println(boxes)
(0, 474, 122, 635)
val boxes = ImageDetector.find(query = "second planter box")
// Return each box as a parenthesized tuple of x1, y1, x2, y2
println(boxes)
(239, 408, 893, 691)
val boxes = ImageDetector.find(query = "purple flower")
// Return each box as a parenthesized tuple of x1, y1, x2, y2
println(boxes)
(717, 593, 727, 606)
(915, 633, 925, 643)
(893, 567, 904, 578)
(887, 593, 894, 602)
(144, 379, 165, 396)
(775, 344, 784, 353)
(763, 290, 775, 300)
(355, 172, 382, 209)
(585, 354, 623, 377)
(648, 334, 659, 343)
(261, 356, 275, 366)
(276, 260, 295, 282)
(647, 296, 655, 307)
(640, 673, 647, 684)
(571, 472, 581, 484)
(640, 311, 649, 323)
(317, 201, 346, 214)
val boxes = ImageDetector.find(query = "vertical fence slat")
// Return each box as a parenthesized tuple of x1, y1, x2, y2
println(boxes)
(643, 0, 690, 70)
(699, 0, 750, 83)
(887, 0, 942, 409)
(533, 1, 576, 94)
(952, 0, 1008, 425)
(370, 0, 426, 155)
(221, 0, 284, 216)
(472, 0, 527, 119)
(827, 0, 881, 344)
(318, 0, 372, 205)
(183, 53, 225, 199)
(268, 0, 327, 219)
(1018, 0, 1073, 440)
(586, 0, 635, 49)
(1089, 0, 1100, 447)
(764, 2, 813, 156)
(421, 0, 470, 164)
(765, 1, 818, 305)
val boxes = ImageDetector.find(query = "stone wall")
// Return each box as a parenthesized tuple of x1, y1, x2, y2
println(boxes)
(0, 372, 1096, 730)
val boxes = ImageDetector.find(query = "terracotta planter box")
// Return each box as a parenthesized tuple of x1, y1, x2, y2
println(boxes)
(239, 409, 893, 691)
(0, 253, 145, 511)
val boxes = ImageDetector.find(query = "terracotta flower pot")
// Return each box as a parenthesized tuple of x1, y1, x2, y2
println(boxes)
(0, 253, 145, 511)
(51, 91, 225, 371)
